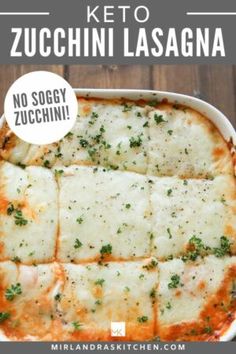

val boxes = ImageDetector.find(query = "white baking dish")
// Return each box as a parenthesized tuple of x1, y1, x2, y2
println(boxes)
(75, 89, 236, 342)
(0, 88, 235, 342)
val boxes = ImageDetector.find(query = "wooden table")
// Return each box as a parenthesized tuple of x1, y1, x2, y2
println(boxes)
(0, 65, 236, 128)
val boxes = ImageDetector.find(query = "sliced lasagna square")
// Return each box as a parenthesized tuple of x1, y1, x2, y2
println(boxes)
(0, 162, 58, 263)
(74, 98, 149, 173)
(58, 260, 158, 340)
(156, 256, 236, 341)
(150, 175, 236, 260)
(57, 165, 152, 262)
(0, 98, 150, 174)
(0, 262, 60, 340)
(147, 105, 233, 178)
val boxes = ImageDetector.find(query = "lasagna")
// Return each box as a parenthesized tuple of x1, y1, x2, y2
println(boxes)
(0, 96, 235, 341)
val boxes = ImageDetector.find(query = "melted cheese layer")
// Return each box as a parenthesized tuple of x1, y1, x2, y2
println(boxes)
(150, 175, 236, 259)
(148, 105, 233, 178)
(58, 259, 157, 341)
(157, 256, 236, 341)
(0, 261, 61, 340)
(57, 165, 151, 262)
(0, 97, 235, 342)
(0, 258, 235, 341)
(0, 162, 58, 263)
(0, 98, 233, 178)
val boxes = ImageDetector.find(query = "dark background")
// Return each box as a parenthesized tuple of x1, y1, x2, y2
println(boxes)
(0, 64, 236, 128)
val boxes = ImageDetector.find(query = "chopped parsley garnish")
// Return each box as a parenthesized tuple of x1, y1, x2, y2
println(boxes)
(147, 100, 158, 107)
(0, 312, 10, 323)
(167, 228, 172, 239)
(5, 283, 22, 301)
(154, 114, 166, 124)
(122, 103, 133, 112)
(117, 227, 122, 234)
(101, 140, 111, 150)
(220, 196, 226, 204)
(182, 235, 210, 262)
(43, 160, 50, 168)
(79, 139, 89, 148)
(14, 210, 28, 226)
(100, 244, 112, 257)
(204, 326, 213, 334)
(137, 316, 148, 323)
(54, 169, 64, 177)
(76, 216, 83, 224)
(95, 299, 102, 305)
(125, 203, 131, 209)
(90, 111, 98, 121)
(143, 121, 149, 128)
(88, 148, 97, 160)
(167, 130, 173, 135)
(166, 302, 172, 309)
(167, 189, 172, 196)
(55, 147, 62, 158)
(189, 235, 205, 249)
(65, 132, 73, 138)
(17, 163, 26, 169)
(7, 203, 14, 215)
(143, 259, 158, 270)
(165, 254, 174, 261)
(213, 236, 231, 257)
(129, 135, 142, 148)
(100, 125, 105, 133)
(72, 321, 83, 331)
(94, 278, 105, 286)
(168, 274, 181, 289)
(93, 133, 102, 144)
(54, 293, 62, 301)
(74, 238, 83, 249)
(149, 288, 156, 298)
(11, 256, 21, 263)
(92, 111, 98, 118)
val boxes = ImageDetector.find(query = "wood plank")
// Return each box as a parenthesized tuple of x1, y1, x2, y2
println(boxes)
(67, 65, 151, 89)
(152, 64, 236, 128)
(1, 65, 235, 128)
(199, 65, 236, 128)
(151, 65, 200, 96)
(0, 65, 64, 115)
